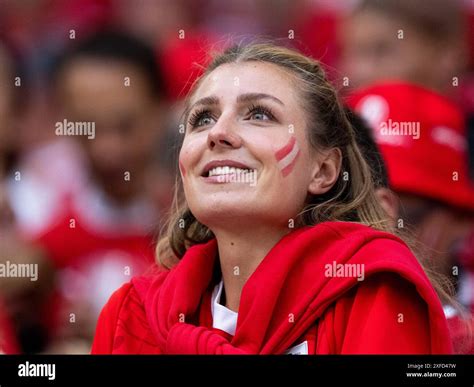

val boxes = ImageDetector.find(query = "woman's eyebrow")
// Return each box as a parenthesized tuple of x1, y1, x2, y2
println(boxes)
(236, 93, 284, 106)
(189, 95, 220, 111)
(184, 95, 219, 122)
(188, 93, 284, 112)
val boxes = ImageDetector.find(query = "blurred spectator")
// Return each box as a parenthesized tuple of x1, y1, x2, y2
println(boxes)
(0, 42, 58, 354)
(340, 0, 467, 93)
(0, 0, 111, 83)
(348, 82, 474, 352)
(345, 108, 398, 221)
(5, 30, 171, 352)
(48, 30, 170, 350)
(111, 0, 193, 46)
(348, 82, 474, 284)
(340, 1, 474, 319)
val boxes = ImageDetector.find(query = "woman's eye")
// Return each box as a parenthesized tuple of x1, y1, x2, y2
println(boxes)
(252, 111, 269, 120)
(188, 111, 215, 128)
(248, 105, 275, 121)
(198, 116, 214, 126)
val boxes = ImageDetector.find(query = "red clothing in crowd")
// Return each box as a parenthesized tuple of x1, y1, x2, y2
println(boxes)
(0, 298, 19, 354)
(92, 222, 452, 354)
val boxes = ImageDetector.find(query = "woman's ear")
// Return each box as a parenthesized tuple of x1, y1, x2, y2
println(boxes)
(308, 148, 342, 195)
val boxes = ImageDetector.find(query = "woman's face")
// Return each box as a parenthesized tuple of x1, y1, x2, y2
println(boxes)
(179, 61, 326, 230)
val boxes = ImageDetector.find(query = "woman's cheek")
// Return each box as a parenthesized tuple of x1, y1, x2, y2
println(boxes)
(178, 148, 188, 178)
(179, 135, 202, 178)
(274, 136, 300, 177)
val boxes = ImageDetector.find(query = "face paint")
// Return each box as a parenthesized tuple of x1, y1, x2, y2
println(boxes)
(275, 136, 300, 177)
(179, 160, 186, 177)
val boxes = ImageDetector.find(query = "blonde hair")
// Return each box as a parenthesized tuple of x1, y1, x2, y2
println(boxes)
(157, 42, 392, 267)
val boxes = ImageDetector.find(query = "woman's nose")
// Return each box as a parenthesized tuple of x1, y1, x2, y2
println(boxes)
(207, 117, 242, 150)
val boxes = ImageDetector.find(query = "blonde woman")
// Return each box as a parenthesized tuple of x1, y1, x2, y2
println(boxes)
(92, 43, 452, 354)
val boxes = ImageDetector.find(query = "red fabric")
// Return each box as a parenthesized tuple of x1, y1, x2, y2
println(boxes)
(33, 208, 155, 343)
(36, 209, 154, 270)
(346, 81, 474, 212)
(0, 297, 20, 354)
(293, 10, 341, 73)
(158, 34, 215, 100)
(92, 222, 453, 354)
(447, 314, 474, 354)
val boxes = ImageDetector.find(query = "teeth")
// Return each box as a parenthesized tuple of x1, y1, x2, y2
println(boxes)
(208, 166, 254, 177)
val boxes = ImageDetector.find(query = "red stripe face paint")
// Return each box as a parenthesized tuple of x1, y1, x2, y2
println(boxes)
(179, 160, 186, 177)
(275, 136, 300, 177)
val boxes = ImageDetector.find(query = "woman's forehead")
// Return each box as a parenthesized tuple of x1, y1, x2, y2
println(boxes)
(190, 61, 299, 106)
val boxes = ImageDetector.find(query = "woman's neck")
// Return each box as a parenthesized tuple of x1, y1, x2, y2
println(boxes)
(213, 226, 289, 313)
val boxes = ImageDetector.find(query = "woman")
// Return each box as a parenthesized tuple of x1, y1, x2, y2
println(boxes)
(91, 43, 452, 354)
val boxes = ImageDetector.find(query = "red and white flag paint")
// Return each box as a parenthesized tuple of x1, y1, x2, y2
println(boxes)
(275, 136, 300, 177)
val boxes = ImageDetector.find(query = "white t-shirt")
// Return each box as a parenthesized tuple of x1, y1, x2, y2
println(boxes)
(211, 279, 238, 336)
(210, 280, 308, 354)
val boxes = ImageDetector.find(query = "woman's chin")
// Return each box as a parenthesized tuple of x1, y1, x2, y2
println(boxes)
(192, 203, 260, 227)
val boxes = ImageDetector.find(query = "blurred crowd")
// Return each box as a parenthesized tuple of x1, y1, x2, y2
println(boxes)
(0, 0, 473, 354)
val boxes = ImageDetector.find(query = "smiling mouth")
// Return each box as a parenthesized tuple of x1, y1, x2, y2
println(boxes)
(200, 163, 258, 186)
(206, 166, 255, 177)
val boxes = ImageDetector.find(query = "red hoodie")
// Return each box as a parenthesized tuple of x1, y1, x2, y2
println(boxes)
(92, 222, 453, 354)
